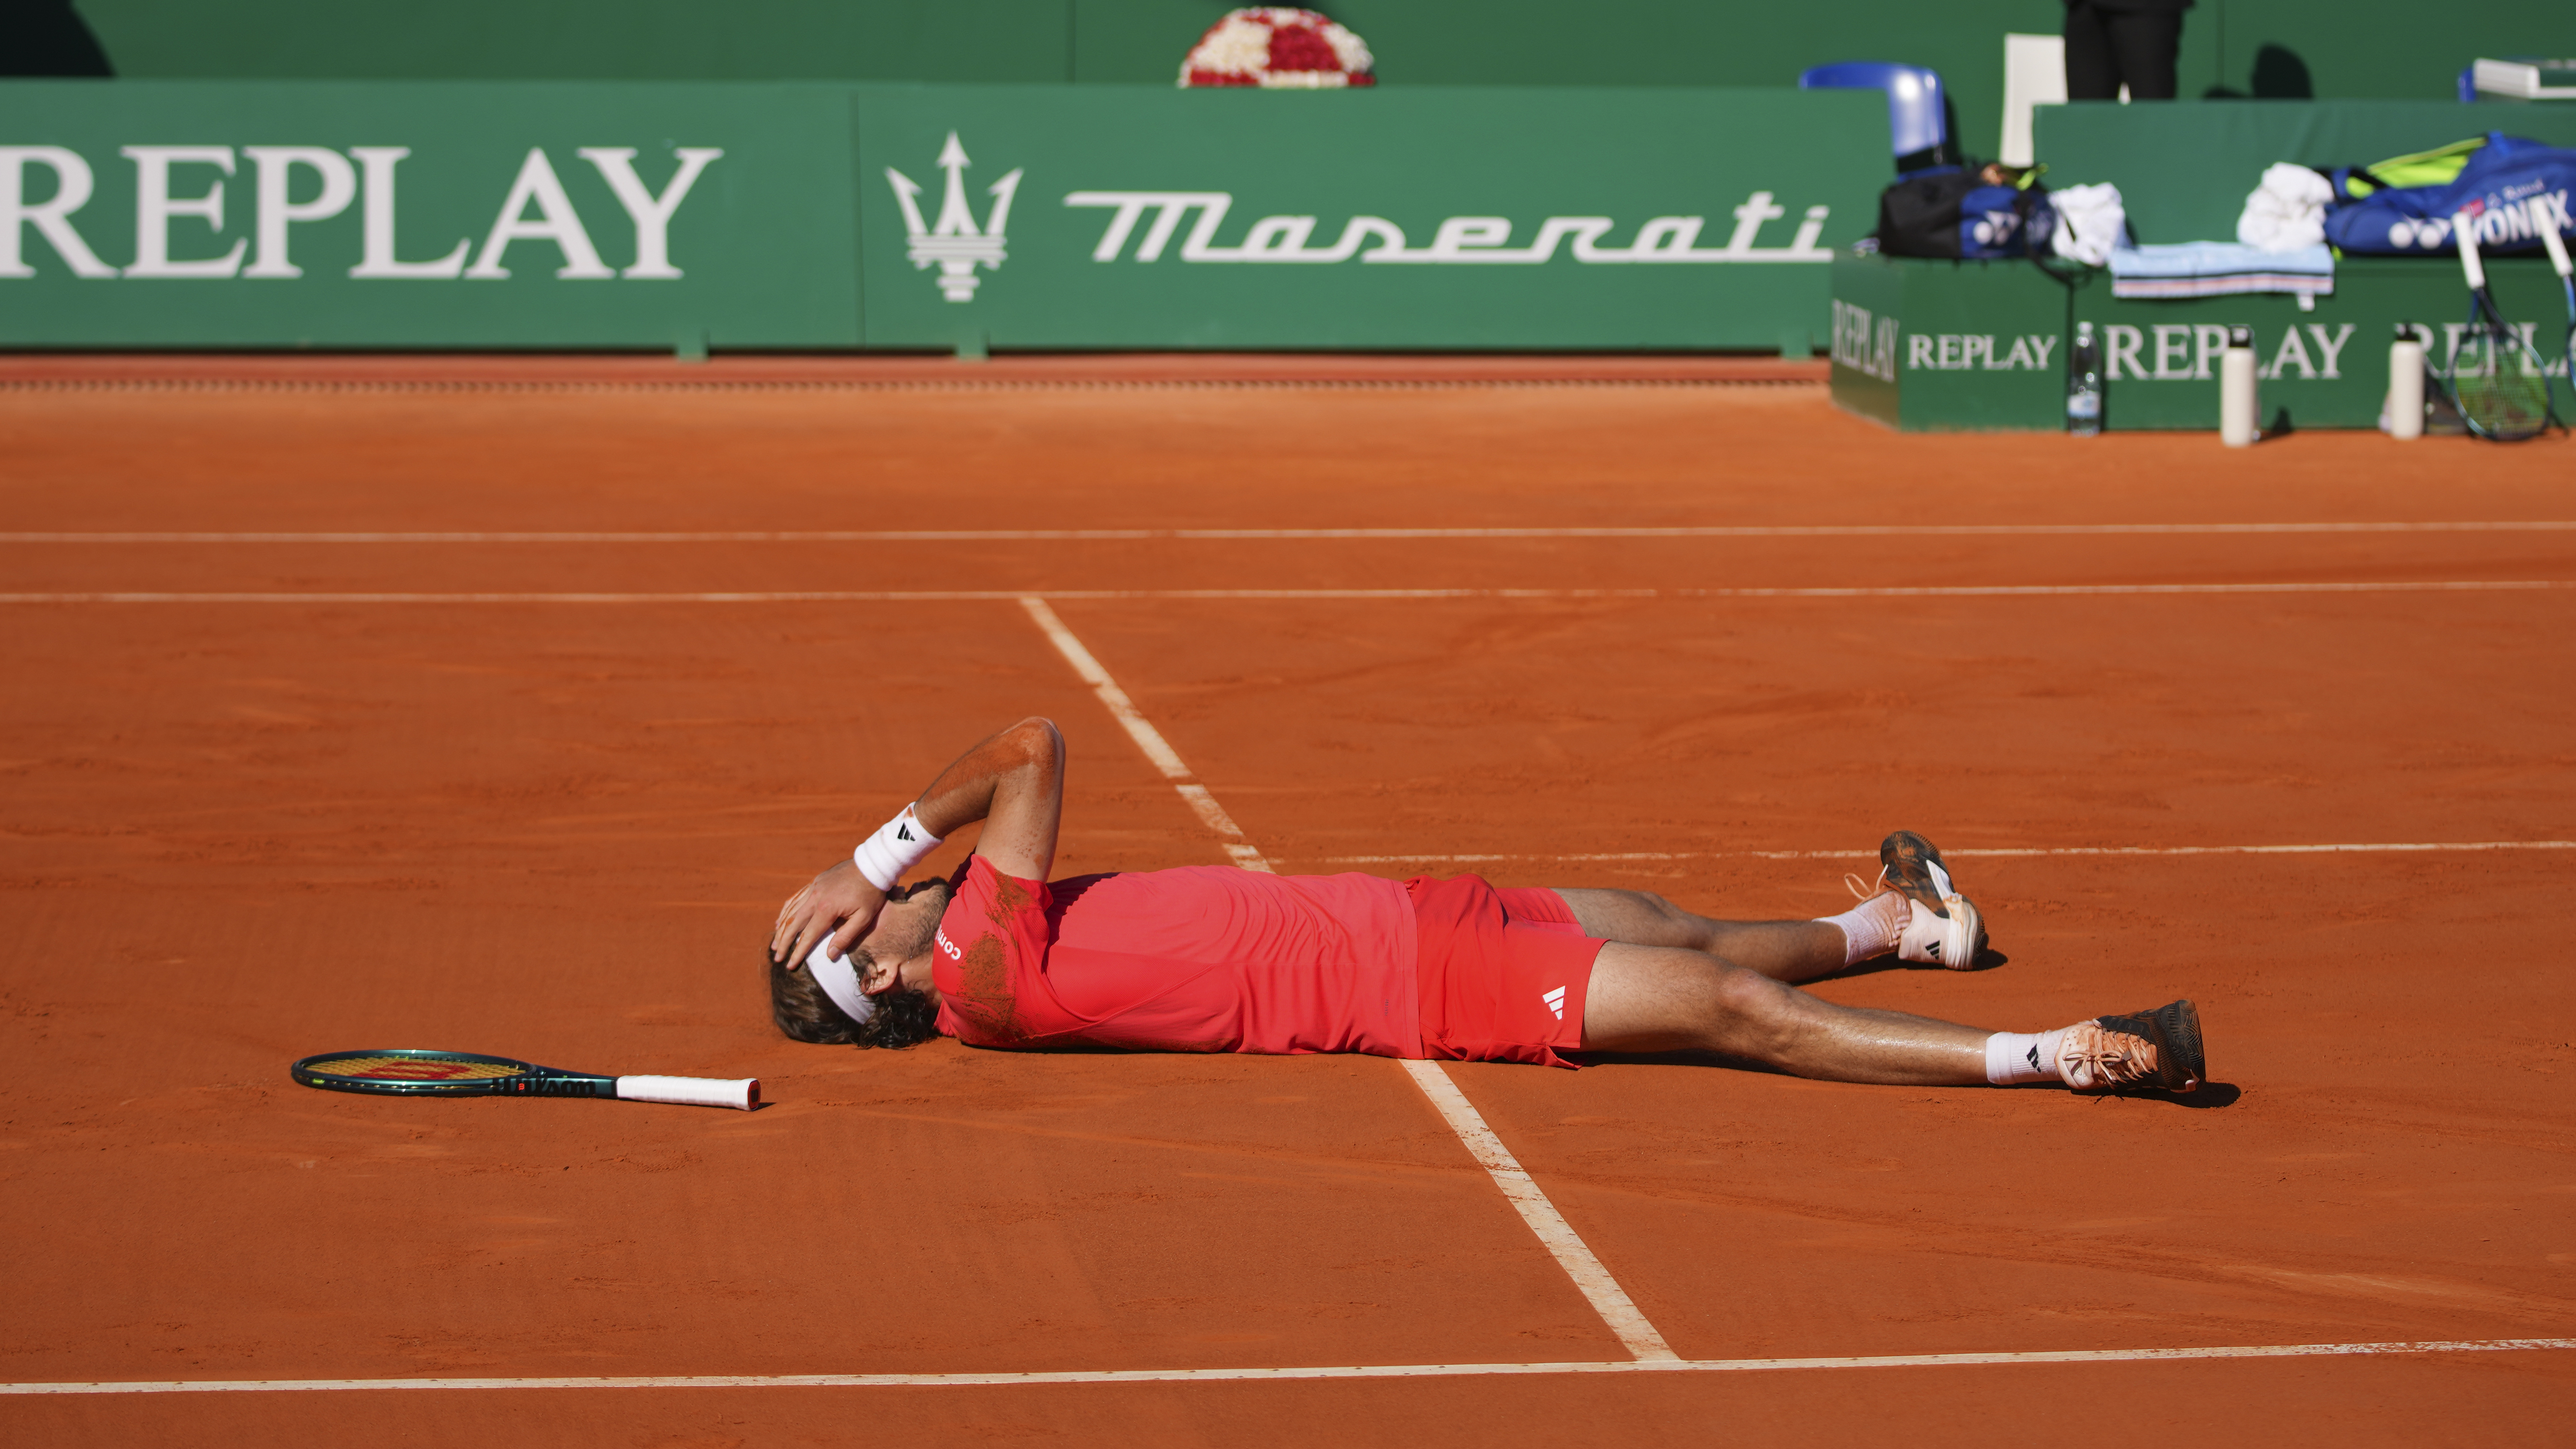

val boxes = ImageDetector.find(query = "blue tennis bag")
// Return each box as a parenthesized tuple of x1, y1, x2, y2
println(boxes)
(2324, 131, 2576, 256)
(1875, 170, 2057, 259)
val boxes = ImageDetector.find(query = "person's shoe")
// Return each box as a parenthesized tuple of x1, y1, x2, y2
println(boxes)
(1876, 830, 1987, 968)
(2058, 999, 2205, 1094)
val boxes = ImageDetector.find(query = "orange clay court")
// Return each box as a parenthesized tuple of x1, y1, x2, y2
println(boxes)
(0, 359, 2570, 1446)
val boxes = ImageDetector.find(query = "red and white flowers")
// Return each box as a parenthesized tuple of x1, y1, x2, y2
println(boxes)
(1179, 8, 1375, 89)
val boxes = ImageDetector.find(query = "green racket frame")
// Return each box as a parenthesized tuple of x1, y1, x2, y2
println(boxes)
(291, 1048, 619, 1099)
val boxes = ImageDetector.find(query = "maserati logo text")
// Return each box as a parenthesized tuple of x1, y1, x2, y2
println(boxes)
(1061, 189, 1834, 265)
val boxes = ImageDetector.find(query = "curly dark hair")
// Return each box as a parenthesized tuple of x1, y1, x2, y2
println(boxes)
(768, 947, 944, 1048)
(766, 880, 951, 1050)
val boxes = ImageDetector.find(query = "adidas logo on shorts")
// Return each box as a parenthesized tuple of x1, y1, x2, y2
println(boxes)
(1542, 985, 1566, 1020)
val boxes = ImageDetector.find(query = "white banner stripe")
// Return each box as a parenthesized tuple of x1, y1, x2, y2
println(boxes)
(3, 522, 2572, 543)
(1, 582, 2568, 605)
(6, 1337, 2569, 1394)
(1323, 842, 2576, 864)
(1016, 595, 1675, 1363)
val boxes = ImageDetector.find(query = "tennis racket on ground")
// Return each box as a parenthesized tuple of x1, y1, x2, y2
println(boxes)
(2537, 196, 2576, 410)
(2447, 208, 2555, 441)
(291, 1049, 758, 1110)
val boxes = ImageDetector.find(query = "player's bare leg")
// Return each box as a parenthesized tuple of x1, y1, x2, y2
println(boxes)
(1580, 946, 2209, 1093)
(1551, 830, 1993, 985)
(1582, 943, 1990, 1083)
(1551, 889, 1850, 983)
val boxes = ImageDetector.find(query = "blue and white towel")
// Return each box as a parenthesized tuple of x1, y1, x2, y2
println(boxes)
(2108, 241, 2335, 301)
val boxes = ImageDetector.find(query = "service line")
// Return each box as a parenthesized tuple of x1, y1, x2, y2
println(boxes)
(1016, 595, 1677, 1364)
(2, 581, 2570, 605)
(8, 1336, 2570, 1394)
(3, 522, 2573, 543)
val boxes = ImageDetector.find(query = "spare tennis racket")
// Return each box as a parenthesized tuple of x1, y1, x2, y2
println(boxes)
(2538, 195, 2576, 410)
(2447, 208, 2555, 441)
(291, 1049, 758, 1110)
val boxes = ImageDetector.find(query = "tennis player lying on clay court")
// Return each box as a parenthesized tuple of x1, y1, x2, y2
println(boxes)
(766, 717, 2204, 1094)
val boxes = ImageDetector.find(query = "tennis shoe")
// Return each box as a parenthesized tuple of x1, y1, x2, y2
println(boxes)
(1896, 895, 1985, 968)
(2058, 999, 2204, 1095)
(1869, 830, 1987, 968)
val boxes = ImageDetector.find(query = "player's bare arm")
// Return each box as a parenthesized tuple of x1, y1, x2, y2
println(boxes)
(768, 714, 1064, 973)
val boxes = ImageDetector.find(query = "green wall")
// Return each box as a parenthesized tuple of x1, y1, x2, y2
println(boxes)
(2040, 101, 2576, 242)
(0, 80, 1880, 351)
(69, 1, 2576, 178)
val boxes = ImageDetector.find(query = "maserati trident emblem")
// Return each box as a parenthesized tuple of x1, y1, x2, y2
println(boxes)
(885, 132, 1023, 302)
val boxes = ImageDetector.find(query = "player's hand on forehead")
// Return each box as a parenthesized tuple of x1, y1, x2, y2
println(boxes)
(769, 856, 886, 967)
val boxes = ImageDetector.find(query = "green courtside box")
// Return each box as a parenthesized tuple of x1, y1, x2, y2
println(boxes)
(0, 80, 1884, 351)
(1833, 92, 2576, 432)
(1831, 249, 2576, 431)
(2030, 99, 2576, 430)
(1828, 250, 2071, 430)
(2067, 258, 2566, 429)
(1833, 251, 2573, 432)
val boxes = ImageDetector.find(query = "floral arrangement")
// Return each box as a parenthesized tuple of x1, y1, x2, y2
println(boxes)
(1179, 8, 1375, 89)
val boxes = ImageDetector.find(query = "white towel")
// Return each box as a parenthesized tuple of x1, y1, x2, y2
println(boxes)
(2051, 182, 2128, 267)
(2108, 241, 2334, 299)
(2237, 162, 2334, 253)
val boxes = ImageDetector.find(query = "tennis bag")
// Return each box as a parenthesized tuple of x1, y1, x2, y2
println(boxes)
(1876, 171, 2057, 259)
(2323, 131, 2576, 256)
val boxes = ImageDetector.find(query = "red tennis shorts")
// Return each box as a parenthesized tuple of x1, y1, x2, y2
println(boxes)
(1406, 875, 1606, 1069)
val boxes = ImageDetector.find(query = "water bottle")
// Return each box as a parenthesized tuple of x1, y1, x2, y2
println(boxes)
(2219, 325, 2258, 446)
(2385, 323, 2425, 440)
(2065, 321, 2103, 436)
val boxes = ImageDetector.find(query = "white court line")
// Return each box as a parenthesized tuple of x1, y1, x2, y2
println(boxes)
(9, 1337, 2570, 1394)
(4, 521, 2573, 542)
(1395, 1058, 1678, 1360)
(1326, 841, 2576, 864)
(1016, 594, 1678, 1364)
(1, 581, 2569, 605)
(1015, 597, 1265, 873)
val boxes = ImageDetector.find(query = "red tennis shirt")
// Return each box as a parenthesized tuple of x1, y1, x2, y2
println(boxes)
(929, 855, 1422, 1057)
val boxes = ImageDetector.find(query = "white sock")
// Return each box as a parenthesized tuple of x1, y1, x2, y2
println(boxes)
(1984, 1028, 2069, 1085)
(1816, 892, 1909, 966)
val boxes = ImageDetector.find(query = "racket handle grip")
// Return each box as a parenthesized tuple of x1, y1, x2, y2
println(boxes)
(615, 1075, 760, 1110)
(2541, 201, 2573, 279)
(2454, 211, 2485, 289)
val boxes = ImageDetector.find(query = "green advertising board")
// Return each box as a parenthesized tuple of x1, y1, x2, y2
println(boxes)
(0, 80, 1884, 352)
(2069, 258, 2570, 430)
(1833, 251, 2575, 432)
(853, 85, 1881, 353)
(1830, 243, 2576, 432)
(1827, 251, 2071, 431)
(0, 80, 860, 349)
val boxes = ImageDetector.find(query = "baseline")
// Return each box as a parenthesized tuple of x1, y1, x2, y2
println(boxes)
(6, 522, 2572, 543)
(10, 1337, 2570, 1394)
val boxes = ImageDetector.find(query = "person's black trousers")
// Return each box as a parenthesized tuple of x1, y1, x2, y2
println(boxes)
(2063, 2, 2183, 100)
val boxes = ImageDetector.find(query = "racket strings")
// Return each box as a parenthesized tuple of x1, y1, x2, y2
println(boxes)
(2454, 318, 2556, 441)
(306, 1054, 529, 1081)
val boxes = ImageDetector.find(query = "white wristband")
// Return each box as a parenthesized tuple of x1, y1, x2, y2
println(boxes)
(852, 804, 941, 892)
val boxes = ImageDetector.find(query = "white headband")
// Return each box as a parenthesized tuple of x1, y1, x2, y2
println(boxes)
(804, 936, 878, 1026)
